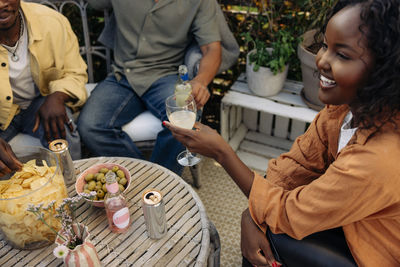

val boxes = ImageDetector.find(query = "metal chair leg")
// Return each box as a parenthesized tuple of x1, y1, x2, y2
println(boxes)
(206, 220, 221, 267)
(189, 163, 201, 188)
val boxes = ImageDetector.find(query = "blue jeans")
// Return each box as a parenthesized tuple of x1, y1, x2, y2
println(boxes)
(77, 74, 184, 174)
(0, 96, 81, 160)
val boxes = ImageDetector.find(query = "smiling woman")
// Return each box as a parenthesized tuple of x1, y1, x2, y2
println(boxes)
(164, 0, 400, 266)
(316, 4, 374, 108)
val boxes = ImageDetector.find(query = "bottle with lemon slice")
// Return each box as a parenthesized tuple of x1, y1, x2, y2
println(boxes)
(175, 65, 192, 106)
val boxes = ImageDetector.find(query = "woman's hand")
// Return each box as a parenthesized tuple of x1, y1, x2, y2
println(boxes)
(0, 138, 22, 177)
(33, 92, 73, 142)
(241, 208, 280, 267)
(164, 120, 255, 196)
(163, 121, 229, 161)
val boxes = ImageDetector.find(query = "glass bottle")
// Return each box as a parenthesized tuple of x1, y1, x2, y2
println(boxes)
(175, 65, 192, 106)
(104, 171, 130, 233)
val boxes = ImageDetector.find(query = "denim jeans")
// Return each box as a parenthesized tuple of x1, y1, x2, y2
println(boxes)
(0, 96, 81, 160)
(77, 74, 184, 175)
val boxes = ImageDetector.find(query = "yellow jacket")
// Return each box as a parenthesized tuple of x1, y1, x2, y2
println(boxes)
(249, 105, 400, 266)
(0, 2, 88, 130)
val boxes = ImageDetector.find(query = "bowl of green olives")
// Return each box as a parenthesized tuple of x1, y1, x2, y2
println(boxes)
(75, 163, 131, 207)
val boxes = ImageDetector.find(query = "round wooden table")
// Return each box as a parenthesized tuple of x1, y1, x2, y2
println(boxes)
(0, 157, 216, 266)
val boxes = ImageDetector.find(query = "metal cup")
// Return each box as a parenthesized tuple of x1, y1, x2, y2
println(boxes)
(142, 189, 167, 239)
(49, 139, 76, 186)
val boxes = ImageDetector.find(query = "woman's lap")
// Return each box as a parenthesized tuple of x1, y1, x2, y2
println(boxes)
(243, 228, 356, 267)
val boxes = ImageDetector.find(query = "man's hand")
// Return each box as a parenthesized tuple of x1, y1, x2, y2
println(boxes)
(0, 139, 22, 177)
(189, 80, 210, 109)
(241, 208, 280, 267)
(33, 92, 73, 142)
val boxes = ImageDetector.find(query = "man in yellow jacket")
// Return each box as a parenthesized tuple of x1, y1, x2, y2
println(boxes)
(0, 0, 87, 174)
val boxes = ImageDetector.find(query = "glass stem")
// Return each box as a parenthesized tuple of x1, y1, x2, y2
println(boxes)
(185, 147, 192, 158)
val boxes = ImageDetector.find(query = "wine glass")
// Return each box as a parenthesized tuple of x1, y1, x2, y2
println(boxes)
(165, 93, 201, 166)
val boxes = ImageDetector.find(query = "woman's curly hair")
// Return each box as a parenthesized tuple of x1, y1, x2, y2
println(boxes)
(322, 0, 400, 130)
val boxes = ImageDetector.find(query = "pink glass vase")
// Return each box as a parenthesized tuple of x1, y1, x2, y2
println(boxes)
(55, 223, 101, 267)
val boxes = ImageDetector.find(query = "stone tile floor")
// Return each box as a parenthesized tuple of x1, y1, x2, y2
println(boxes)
(182, 157, 250, 267)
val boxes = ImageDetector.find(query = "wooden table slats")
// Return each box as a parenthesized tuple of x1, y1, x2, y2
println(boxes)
(0, 157, 211, 266)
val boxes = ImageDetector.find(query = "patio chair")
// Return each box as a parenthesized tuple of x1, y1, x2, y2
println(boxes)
(10, 0, 239, 189)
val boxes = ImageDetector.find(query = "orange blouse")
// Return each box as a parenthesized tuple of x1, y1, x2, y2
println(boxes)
(249, 104, 400, 266)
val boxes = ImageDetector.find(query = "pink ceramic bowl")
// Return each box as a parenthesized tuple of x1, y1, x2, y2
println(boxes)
(75, 163, 131, 207)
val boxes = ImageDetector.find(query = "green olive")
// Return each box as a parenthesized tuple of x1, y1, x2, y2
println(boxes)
(100, 177, 106, 184)
(118, 184, 125, 192)
(116, 170, 125, 178)
(102, 184, 107, 193)
(111, 166, 119, 172)
(84, 184, 89, 190)
(96, 189, 105, 198)
(84, 173, 95, 182)
(100, 167, 109, 174)
(95, 184, 102, 191)
(83, 189, 91, 194)
(116, 177, 120, 183)
(119, 177, 127, 186)
(87, 181, 96, 191)
(96, 173, 105, 181)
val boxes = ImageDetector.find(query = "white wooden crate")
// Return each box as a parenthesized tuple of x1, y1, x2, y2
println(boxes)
(220, 73, 319, 172)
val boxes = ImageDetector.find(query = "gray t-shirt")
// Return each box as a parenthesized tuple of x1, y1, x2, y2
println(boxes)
(90, 0, 221, 96)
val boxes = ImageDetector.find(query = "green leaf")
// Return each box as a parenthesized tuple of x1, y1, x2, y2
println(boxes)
(253, 64, 260, 72)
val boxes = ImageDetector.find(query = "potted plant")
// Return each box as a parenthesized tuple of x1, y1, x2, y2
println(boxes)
(242, 1, 299, 97)
(297, 0, 338, 110)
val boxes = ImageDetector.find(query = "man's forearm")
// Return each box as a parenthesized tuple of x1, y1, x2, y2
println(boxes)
(192, 41, 222, 87)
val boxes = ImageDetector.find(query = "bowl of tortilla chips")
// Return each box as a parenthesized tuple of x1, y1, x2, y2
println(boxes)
(0, 146, 68, 250)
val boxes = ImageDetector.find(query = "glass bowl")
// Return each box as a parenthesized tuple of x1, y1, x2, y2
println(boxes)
(0, 146, 68, 250)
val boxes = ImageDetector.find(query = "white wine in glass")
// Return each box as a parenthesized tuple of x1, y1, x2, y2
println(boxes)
(165, 93, 201, 166)
(168, 110, 196, 129)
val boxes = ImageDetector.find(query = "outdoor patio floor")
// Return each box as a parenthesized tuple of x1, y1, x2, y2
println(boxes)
(181, 157, 265, 267)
